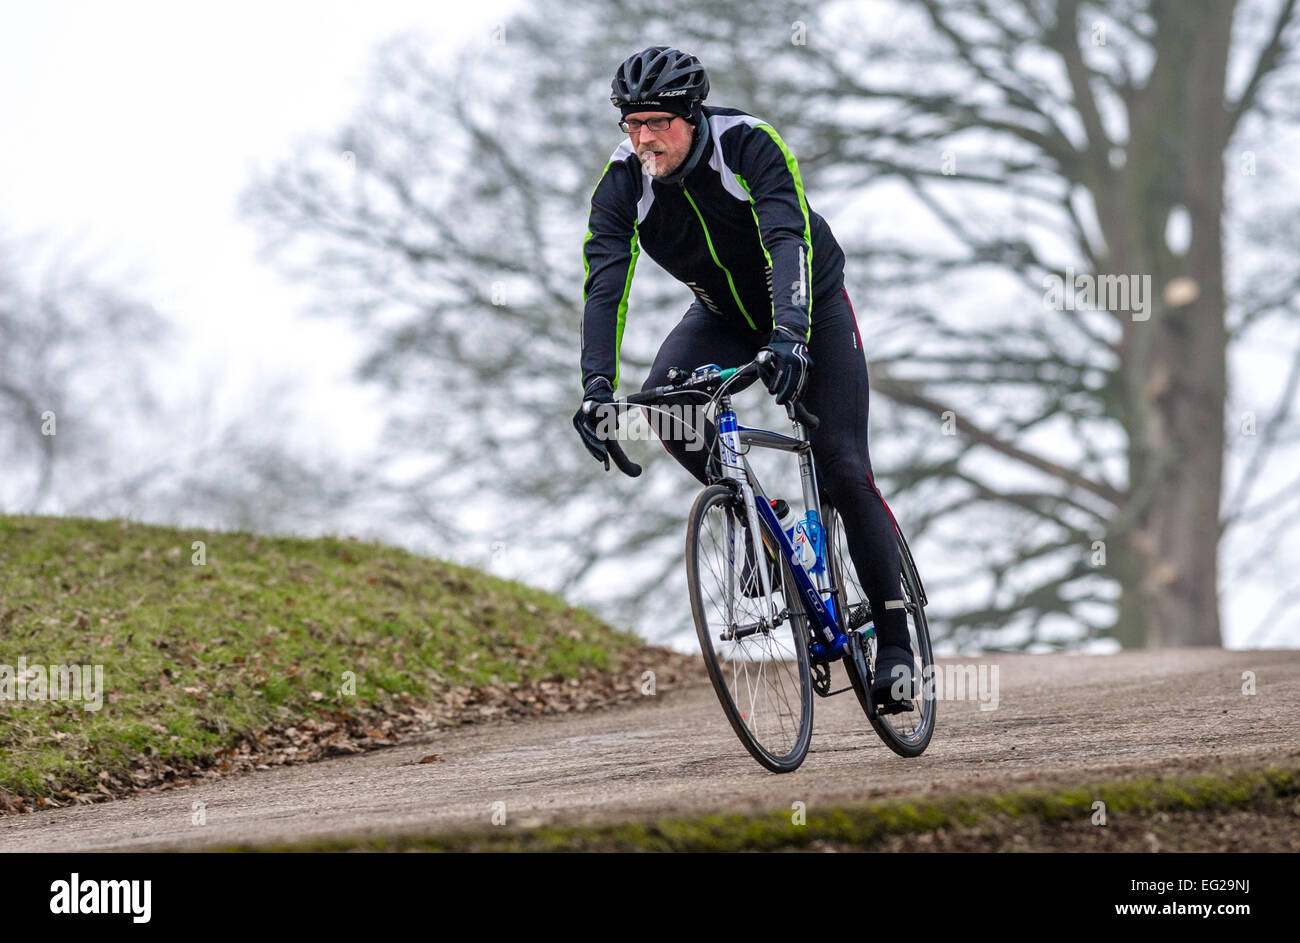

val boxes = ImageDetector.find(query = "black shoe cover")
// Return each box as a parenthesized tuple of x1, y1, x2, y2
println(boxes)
(871, 644, 917, 702)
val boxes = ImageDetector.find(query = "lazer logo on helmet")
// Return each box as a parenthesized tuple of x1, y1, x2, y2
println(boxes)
(622, 97, 686, 108)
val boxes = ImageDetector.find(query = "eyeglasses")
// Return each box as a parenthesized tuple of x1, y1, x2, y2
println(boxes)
(619, 115, 682, 134)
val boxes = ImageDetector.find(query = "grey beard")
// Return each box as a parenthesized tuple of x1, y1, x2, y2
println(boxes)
(639, 151, 677, 177)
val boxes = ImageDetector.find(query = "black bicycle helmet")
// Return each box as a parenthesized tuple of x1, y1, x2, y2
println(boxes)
(610, 46, 709, 115)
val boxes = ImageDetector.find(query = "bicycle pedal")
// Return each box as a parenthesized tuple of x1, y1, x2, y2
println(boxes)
(876, 697, 915, 716)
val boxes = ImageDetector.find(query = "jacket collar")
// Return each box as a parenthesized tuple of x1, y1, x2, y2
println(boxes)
(655, 105, 712, 187)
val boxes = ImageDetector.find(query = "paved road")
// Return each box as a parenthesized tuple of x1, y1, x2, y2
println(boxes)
(2, 650, 1297, 851)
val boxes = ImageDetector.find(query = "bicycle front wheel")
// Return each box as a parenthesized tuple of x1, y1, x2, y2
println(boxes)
(687, 484, 814, 773)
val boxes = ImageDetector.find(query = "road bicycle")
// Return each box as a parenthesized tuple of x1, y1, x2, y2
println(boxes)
(611, 354, 936, 772)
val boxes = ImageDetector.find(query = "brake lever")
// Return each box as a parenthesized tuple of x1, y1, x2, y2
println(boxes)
(790, 400, 820, 430)
(607, 441, 642, 477)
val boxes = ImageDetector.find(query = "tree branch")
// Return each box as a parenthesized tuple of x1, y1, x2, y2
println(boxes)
(872, 370, 1124, 506)
(1228, 0, 1299, 137)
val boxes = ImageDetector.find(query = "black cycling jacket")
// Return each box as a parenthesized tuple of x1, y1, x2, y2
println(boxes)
(579, 105, 845, 392)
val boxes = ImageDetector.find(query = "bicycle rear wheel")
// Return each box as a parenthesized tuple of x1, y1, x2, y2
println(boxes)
(823, 504, 936, 757)
(687, 484, 814, 773)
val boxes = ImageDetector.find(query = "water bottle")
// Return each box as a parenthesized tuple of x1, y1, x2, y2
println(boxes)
(792, 520, 817, 570)
(771, 499, 797, 544)
(771, 499, 816, 570)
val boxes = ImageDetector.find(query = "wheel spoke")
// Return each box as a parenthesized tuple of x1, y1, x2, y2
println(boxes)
(692, 492, 811, 768)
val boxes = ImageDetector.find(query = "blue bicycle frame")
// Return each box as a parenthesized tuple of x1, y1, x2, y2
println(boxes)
(709, 366, 856, 664)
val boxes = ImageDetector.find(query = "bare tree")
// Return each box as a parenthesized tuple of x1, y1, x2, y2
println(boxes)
(61, 368, 374, 538)
(0, 233, 165, 513)
(0, 233, 367, 537)
(785, 0, 1300, 647)
(240, 0, 1300, 648)
(240, 21, 740, 641)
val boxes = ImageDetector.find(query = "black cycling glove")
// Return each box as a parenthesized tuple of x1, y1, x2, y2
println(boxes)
(759, 328, 812, 406)
(573, 377, 626, 471)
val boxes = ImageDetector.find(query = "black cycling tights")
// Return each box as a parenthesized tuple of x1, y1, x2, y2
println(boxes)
(641, 285, 910, 653)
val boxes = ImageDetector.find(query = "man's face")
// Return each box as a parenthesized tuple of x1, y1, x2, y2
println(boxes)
(625, 111, 694, 177)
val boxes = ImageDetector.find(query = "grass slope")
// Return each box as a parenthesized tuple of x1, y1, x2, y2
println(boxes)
(0, 515, 662, 808)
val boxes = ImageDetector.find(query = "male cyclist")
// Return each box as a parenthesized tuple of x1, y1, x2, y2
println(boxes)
(573, 46, 914, 706)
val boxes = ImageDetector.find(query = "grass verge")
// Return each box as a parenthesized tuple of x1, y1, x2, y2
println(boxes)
(0, 515, 690, 812)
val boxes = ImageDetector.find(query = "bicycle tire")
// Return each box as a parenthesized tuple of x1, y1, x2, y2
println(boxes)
(823, 505, 936, 758)
(687, 484, 814, 773)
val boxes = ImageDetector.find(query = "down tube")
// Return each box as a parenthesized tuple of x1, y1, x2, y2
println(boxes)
(752, 495, 839, 646)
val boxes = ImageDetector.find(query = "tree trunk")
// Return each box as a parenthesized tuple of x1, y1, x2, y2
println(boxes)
(1112, 0, 1232, 647)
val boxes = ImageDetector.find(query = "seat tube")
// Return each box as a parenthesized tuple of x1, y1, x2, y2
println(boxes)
(797, 446, 829, 594)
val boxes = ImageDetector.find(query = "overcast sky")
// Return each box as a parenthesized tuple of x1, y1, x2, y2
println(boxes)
(0, 0, 520, 456)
